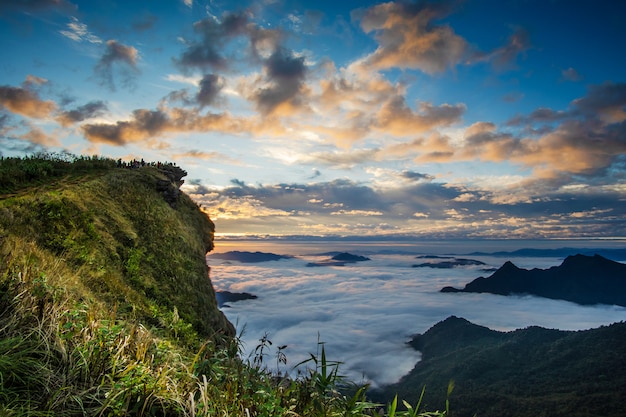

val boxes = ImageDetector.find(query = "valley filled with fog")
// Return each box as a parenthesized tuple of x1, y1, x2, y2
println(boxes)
(208, 241, 626, 387)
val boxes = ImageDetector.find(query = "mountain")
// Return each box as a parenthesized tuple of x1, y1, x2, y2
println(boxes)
(209, 250, 293, 263)
(467, 247, 626, 260)
(372, 316, 626, 417)
(413, 257, 486, 268)
(441, 254, 626, 306)
(306, 252, 371, 266)
(216, 290, 258, 307)
(332, 252, 370, 262)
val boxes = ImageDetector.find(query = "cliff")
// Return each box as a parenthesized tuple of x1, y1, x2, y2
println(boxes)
(441, 254, 626, 306)
(0, 158, 233, 337)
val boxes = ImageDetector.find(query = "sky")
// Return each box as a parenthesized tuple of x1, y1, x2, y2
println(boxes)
(1, 0, 626, 239)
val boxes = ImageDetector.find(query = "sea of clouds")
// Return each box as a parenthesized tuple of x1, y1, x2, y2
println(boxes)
(208, 242, 626, 388)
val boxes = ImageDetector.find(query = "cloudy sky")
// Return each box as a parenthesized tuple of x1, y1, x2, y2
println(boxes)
(2, 0, 626, 239)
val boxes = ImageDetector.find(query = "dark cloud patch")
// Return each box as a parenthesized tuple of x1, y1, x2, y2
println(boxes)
(400, 170, 434, 182)
(163, 88, 192, 106)
(254, 47, 307, 115)
(506, 107, 567, 126)
(57, 100, 107, 126)
(572, 82, 626, 121)
(94, 40, 140, 91)
(310, 168, 321, 179)
(81, 109, 167, 145)
(176, 11, 281, 71)
(196, 74, 224, 107)
(487, 28, 531, 71)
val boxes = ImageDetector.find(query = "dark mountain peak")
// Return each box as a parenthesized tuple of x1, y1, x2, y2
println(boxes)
(331, 252, 370, 262)
(437, 315, 473, 328)
(409, 316, 501, 356)
(441, 254, 626, 306)
(562, 253, 615, 267)
(500, 260, 520, 271)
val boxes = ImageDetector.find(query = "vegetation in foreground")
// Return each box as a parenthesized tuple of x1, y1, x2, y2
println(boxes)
(0, 154, 447, 417)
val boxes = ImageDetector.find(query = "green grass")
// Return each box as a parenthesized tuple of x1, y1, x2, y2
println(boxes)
(0, 154, 446, 417)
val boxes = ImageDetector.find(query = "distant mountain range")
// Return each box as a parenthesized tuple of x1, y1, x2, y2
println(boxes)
(441, 254, 626, 306)
(467, 247, 626, 260)
(413, 257, 486, 269)
(208, 251, 293, 263)
(372, 316, 626, 417)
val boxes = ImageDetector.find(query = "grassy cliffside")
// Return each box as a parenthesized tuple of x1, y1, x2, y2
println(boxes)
(1, 155, 417, 417)
(1, 155, 233, 338)
(0, 155, 237, 415)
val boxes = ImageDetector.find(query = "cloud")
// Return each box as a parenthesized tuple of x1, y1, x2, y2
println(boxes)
(57, 100, 107, 126)
(177, 12, 248, 70)
(18, 122, 61, 147)
(355, 0, 468, 74)
(184, 163, 626, 239)
(476, 28, 531, 71)
(81, 109, 169, 145)
(0, 82, 56, 119)
(572, 82, 626, 123)
(210, 249, 626, 387)
(400, 170, 434, 182)
(561, 67, 583, 82)
(59, 16, 102, 43)
(375, 97, 465, 135)
(382, 132, 455, 161)
(506, 108, 567, 127)
(299, 149, 379, 169)
(176, 11, 282, 72)
(173, 149, 242, 165)
(80, 106, 270, 145)
(196, 74, 225, 107)
(252, 47, 308, 116)
(94, 40, 140, 91)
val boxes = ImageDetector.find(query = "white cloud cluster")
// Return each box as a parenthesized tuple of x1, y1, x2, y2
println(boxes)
(209, 247, 626, 387)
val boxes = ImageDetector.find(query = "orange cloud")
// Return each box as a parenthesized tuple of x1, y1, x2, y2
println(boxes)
(375, 97, 465, 136)
(0, 85, 56, 119)
(357, 1, 468, 73)
(81, 106, 285, 145)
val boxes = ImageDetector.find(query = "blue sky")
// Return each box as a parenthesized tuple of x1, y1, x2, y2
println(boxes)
(1, 0, 626, 239)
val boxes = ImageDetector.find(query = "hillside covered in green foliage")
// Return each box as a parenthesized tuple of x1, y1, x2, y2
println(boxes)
(372, 316, 626, 417)
(2, 154, 432, 417)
